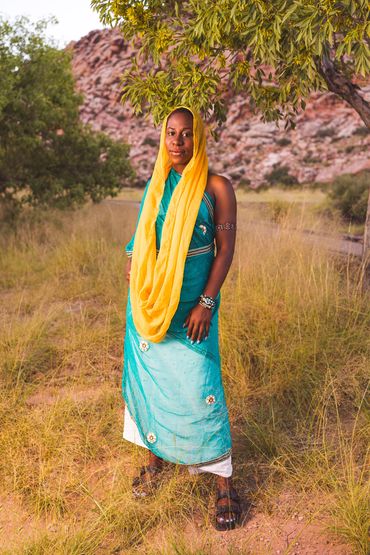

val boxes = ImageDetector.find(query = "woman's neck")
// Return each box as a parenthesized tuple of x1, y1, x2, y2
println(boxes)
(172, 164, 186, 175)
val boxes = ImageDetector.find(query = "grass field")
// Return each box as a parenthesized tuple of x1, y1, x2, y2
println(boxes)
(0, 195, 369, 554)
(116, 186, 365, 236)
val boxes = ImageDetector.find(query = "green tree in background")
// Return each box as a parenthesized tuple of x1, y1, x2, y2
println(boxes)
(92, 0, 370, 267)
(0, 17, 134, 216)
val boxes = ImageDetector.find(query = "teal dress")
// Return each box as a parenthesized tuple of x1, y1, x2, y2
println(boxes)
(123, 168, 231, 465)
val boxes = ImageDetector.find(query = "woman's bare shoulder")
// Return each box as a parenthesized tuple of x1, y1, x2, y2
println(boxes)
(206, 172, 234, 202)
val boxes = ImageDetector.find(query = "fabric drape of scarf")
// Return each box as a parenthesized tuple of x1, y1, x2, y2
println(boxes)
(129, 107, 209, 343)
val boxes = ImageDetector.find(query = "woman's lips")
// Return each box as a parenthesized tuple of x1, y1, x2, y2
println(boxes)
(170, 150, 185, 155)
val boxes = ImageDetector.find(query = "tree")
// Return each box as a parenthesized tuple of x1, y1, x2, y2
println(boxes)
(91, 0, 370, 269)
(0, 17, 134, 216)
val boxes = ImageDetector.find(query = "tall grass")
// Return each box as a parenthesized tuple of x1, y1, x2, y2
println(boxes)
(221, 206, 369, 553)
(0, 201, 369, 554)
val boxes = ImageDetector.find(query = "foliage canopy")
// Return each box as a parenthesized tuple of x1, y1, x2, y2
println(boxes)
(91, 0, 370, 128)
(0, 17, 134, 215)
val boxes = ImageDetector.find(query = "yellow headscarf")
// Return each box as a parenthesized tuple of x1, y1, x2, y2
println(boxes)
(129, 107, 208, 343)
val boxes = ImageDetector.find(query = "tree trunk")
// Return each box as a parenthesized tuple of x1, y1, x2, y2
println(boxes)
(361, 187, 370, 288)
(315, 53, 370, 284)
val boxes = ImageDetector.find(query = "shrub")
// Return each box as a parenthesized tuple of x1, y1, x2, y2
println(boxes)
(328, 171, 369, 223)
(142, 136, 158, 147)
(264, 164, 298, 187)
(352, 126, 370, 137)
(303, 152, 321, 164)
(276, 137, 292, 146)
(269, 199, 290, 222)
(316, 127, 336, 138)
(238, 178, 251, 189)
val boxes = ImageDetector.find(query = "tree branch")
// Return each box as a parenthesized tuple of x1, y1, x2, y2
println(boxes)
(315, 52, 370, 128)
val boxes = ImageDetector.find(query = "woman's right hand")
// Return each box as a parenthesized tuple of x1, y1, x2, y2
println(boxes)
(126, 258, 132, 284)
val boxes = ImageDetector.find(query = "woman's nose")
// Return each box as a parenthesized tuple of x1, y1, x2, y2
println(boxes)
(173, 134, 184, 145)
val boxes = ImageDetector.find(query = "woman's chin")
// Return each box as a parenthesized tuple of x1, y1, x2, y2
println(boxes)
(170, 156, 191, 166)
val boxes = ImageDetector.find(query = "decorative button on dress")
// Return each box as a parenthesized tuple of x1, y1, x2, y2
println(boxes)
(123, 168, 232, 468)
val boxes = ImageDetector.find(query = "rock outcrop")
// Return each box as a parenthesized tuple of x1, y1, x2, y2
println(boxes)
(69, 28, 370, 186)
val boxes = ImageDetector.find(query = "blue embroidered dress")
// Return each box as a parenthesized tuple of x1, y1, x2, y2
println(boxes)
(123, 168, 231, 465)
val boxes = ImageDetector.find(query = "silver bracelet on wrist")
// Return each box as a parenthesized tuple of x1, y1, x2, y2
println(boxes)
(199, 294, 216, 310)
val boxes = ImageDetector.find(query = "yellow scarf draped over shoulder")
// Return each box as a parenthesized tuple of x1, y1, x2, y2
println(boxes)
(129, 107, 209, 343)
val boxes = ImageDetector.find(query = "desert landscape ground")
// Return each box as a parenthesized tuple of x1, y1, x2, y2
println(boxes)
(0, 190, 368, 554)
(1, 9, 369, 553)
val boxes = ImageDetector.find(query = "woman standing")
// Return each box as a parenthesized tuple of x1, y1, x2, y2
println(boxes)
(123, 107, 240, 530)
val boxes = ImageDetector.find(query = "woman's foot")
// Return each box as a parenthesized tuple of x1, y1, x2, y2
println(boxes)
(132, 453, 164, 498)
(214, 476, 241, 531)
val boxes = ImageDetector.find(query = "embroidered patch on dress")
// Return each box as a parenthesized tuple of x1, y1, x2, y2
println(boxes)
(206, 395, 216, 405)
(139, 340, 149, 352)
(199, 224, 207, 235)
(146, 432, 157, 443)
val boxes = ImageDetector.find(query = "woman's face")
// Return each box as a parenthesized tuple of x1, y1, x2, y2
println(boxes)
(165, 111, 194, 171)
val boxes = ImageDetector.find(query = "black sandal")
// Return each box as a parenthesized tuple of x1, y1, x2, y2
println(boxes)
(215, 487, 241, 531)
(132, 464, 163, 498)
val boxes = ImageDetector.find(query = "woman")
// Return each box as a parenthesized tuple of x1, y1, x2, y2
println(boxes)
(123, 107, 240, 530)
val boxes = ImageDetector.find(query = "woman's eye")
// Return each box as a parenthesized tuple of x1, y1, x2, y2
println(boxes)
(167, 131, 192, 137)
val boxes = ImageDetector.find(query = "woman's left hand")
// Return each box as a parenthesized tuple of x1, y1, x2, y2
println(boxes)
(183, 304, 212, 343)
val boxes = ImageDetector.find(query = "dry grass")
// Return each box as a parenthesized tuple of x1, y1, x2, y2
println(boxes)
(0, 198, 369, 554)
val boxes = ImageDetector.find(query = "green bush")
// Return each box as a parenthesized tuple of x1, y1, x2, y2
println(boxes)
(238, 177, 251, 189)
(142, 136, 158, 147)
(352, 126, 370, 137)
(328, 171, 369, 223)
(264, 164, 298, 187)
(0, 17, 134, 217)
(276, 137, 292, 146)
(303, 151, 321, 164)
(269, 199, 291, 222)
(316, 127, 336, 138)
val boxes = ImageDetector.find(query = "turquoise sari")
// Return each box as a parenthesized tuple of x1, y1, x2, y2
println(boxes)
(123, 168, 231, 465)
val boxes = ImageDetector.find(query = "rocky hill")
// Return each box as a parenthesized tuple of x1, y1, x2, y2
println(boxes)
(69, 28, 370, 187)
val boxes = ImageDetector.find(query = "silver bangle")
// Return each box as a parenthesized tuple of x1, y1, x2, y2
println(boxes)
(199, 294, 216, 310)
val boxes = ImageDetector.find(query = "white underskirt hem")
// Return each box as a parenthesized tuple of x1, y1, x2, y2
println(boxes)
(123, 405, 232, 478)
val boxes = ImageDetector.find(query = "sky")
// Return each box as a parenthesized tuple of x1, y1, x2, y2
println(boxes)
(0, 1, 105, 46)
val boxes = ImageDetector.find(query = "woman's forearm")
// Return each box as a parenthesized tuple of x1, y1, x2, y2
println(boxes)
(202, 249, 235, 299)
